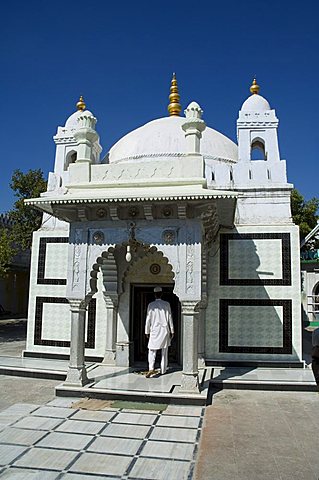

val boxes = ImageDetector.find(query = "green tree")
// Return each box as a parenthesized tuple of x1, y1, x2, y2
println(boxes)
(9, 169, 47, 250)
(0, 229, 15, 277)
(0, 169, 46, 277)
(291, 188, 319, 240)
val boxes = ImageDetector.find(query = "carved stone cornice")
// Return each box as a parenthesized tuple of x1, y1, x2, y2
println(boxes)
(68, 299, 87, 311)
(181, 300, 200, 315)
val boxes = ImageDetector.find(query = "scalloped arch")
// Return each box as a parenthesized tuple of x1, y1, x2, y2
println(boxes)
(88, 243, 176, 297)
(122, 246, 175, 291)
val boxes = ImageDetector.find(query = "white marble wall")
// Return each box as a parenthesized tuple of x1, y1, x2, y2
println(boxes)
(205, 224, 302, 362)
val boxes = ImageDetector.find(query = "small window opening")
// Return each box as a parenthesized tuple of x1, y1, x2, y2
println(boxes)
(249, 169, 252, 180)
(70, 152, 77, 164)
(211, 171, 215, 181)
(229, 169, 233, 181)
(65, 151, 77, 170)
(251, 140, 266, 161)
(267, 169, 271, 180)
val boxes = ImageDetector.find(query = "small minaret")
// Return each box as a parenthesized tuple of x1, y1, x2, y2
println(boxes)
(167, 73, 181, 116)
(182, 101, 206, 154)
(237, 78, 280, 164)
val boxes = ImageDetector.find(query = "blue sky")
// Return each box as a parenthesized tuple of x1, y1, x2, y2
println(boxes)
(1, 0, 318, 212)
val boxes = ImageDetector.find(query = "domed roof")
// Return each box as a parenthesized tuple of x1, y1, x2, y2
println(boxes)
(241, 94, 271, 112)
(108, 116, 238, 163)
(65, 109, 94, 128)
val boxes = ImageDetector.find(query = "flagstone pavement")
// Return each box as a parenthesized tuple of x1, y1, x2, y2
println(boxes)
(0, 391, 203, 479)
(0, 375, 319, 479)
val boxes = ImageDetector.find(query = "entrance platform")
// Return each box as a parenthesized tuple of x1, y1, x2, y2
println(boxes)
(0, 356, 317, 406)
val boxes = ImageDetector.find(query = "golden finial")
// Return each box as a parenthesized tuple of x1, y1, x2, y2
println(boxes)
(76, 95, 86, 111)
(250, 77, 260, 95)
(168, 73, 181, 116)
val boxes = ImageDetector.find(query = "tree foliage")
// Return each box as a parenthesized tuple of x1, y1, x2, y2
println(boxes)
(0, 169, 46, 277)
(0, 229, 15, 277)
(291, 188, 319, 240)
(9, 169, 47, 250)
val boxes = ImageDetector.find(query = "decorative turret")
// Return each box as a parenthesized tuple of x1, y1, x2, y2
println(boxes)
(234, 78, 287, 186)
(73, 108, 98, 163)
(48, 96, 102, 191)
(167, 73, 181, 116)
(237, 78, 280, 164)
(182, 102, 206, 154)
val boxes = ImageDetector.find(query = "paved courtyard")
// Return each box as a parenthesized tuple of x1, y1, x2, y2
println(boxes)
(0, 385, 202, 479)
(0, 376, 318, 479)
(0, 319, 319, 479)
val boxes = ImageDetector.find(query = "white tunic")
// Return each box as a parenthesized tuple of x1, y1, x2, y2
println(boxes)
(145, 299, 174, 350)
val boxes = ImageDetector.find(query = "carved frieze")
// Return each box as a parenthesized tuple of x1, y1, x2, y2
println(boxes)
(72, 229, 82, 289)
(162, 229, 176, 245)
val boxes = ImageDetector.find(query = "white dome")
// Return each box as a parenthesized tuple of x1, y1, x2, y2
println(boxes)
(65, 110, 94, 128)
(108, 116, 238, 163)
(241, 94, 271, 112)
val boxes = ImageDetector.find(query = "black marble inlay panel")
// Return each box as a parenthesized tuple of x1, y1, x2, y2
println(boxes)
(220, 233, 291, 286)
(34, 296, 96, 349)
(219, 298, 292, 354)
(37, 237, 69, 285)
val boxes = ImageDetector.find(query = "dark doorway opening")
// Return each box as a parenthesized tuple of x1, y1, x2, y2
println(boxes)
(130, 284, 181, 366)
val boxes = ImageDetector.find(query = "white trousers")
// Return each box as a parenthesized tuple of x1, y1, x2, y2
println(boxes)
(148, 347, 168, 374)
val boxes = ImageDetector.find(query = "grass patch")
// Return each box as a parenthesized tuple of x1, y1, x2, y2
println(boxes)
(111, 400, 168, 411)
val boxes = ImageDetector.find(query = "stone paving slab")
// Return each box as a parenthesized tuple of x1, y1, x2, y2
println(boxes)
(112, 412, 157, 425)
(14, 447, 78, 470)
(0, 444, 28, 466)
(88, 435, 143, 455)
(157, 414, 200, 428)
(0, 427, 47, 446)
(69, 451, 133, 476)
(13, 416, 63, 431)
(31, 406, 75, 418)
(101, 422, 152, 439)
(0, 468, 60, 479)
(70, 409, 116, 422)
(128, 456, 192, 480)
(56, 419, 105, 435)
(36, 431, 94, 450)
(141, 439, 196, 460)
(149, 425, 198, 443)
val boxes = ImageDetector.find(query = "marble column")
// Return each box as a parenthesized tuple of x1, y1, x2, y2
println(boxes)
(64, 299, 89, 386)
(180, 300, 200, 393)
(198, 299, 207, 369)
(102, 293, 118, 365)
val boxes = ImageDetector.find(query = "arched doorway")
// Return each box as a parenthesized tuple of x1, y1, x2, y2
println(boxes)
(130, 284, 181, 365)
(121, 248, 181, 368)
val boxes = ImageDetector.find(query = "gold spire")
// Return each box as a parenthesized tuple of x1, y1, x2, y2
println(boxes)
(250, 78, 260, 95)
(168, 73, 181, 116)
(76, 95, 86, 111)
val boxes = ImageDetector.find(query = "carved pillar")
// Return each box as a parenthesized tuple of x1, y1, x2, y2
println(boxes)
(102, 293, 118, 365)
(198, 299, 207, 369)
(64, 299, 89, 386)
(180, 300, 200, 393)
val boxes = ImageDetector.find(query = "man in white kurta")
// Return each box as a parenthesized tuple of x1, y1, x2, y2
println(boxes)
(145, 287, 174, 377)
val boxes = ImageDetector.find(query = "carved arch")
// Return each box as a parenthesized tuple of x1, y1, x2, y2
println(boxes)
(65, 149, 77, 170)
(251, 136, 266, 161)
(121, 246, 175, 291)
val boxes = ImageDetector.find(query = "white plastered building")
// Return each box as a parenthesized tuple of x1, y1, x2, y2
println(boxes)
(25, 77, 302, 392)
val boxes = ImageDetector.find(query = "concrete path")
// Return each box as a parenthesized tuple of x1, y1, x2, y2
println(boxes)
(194, 389, 319, 480)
